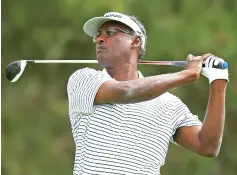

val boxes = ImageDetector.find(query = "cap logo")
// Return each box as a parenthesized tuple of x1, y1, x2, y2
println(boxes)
(104, 13, 122, 18)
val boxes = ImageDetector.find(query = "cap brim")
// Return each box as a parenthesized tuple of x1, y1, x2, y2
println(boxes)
(83, 17, 127, 37)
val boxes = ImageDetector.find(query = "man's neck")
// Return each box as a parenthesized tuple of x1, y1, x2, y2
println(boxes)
(105, 63, 139, 81)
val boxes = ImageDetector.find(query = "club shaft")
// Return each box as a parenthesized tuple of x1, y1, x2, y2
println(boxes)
(138, 61, 185, 66)
(27, 60, 185, 67)
(27, 60, 99, 64)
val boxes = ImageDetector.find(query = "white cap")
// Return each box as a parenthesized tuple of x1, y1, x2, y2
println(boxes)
(83, 12, 145, 49)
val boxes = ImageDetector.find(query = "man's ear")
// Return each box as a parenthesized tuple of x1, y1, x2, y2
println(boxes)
(131, 36, 141, 48)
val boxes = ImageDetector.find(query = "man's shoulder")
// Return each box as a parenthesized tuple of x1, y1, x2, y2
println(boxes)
(71, 67, 99, 75)
(68, 67, 101, 79)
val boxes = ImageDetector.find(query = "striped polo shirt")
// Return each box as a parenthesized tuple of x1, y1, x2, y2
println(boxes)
(67, 67, 202, 175)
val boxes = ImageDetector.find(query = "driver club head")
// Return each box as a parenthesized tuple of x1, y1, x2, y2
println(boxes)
(6, 60, 27, 82)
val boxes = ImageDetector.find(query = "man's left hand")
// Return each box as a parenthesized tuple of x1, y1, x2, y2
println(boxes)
(201, 56, 229, 84)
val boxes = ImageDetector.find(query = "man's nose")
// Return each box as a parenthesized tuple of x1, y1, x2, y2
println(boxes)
(96, 35, 105, 44)
(95, 30, 108, 44)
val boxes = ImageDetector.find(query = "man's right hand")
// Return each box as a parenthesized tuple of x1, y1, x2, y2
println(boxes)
(184, 53, 213, 83)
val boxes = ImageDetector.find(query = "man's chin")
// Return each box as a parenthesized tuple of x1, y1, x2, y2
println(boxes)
(96, 55, 108, 67)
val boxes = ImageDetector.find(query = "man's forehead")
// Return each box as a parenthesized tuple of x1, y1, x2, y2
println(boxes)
(100, 21, 130, 30)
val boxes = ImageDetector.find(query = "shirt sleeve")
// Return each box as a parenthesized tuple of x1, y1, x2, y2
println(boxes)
(67, 67, 112, 115)
(170, 96, 203, 144)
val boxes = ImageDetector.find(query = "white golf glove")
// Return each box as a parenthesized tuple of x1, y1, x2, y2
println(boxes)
(201, 56, 229, 84)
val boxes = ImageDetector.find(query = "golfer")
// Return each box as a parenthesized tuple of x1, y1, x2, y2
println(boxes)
(67, 12, 229, 175)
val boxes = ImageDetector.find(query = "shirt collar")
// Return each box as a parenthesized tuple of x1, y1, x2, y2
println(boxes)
(102, 69, 144, 79)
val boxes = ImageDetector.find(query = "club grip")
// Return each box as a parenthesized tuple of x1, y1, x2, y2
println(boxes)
(213, 61, 228, 69)
(174, 61, 228, 69)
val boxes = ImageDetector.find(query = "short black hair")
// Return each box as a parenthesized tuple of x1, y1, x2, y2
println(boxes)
(129, 15, 147, 60)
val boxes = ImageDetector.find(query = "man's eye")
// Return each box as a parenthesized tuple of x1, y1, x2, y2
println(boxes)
(107, 29, 116, 36)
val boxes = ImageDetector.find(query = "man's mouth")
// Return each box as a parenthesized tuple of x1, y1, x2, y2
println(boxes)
(97, 45, 106, 51)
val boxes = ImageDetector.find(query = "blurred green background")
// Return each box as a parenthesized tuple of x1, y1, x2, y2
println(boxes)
(1, 0, 237, 174)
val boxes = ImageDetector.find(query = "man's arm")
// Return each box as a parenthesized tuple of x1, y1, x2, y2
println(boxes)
(95, 70, 197, 104)
(95, 53, 211, 105)
(174, 80, 227, 157)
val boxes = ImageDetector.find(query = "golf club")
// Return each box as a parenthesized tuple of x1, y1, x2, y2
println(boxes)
(6, 59, 228, 83)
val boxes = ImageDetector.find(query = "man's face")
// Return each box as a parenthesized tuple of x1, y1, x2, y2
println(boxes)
(93, 21, 135, 67)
